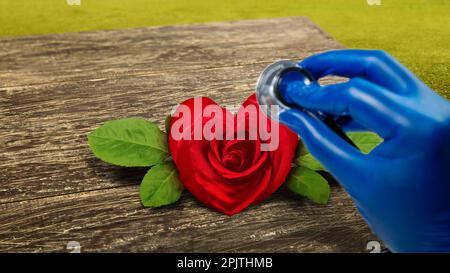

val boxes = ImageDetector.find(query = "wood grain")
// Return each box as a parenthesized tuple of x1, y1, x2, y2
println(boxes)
(0, 17, 380, 252)
(0, 185, 375, 252)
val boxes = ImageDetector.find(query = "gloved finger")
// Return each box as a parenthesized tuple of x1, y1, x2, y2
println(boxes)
(279, 109, 368, 196)
(284, 77, 409, 139)
(300, 49, 420, 93)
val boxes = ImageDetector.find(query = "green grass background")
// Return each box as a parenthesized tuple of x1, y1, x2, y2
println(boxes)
(1, 0, 449, 96)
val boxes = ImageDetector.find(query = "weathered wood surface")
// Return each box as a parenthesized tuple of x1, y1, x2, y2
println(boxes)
(0, 17, 380, 252)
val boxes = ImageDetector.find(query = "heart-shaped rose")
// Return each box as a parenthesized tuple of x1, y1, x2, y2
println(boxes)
(168, 94, 299, 215)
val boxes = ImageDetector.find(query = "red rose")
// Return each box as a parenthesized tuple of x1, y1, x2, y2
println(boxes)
(168, 94, 298, 215)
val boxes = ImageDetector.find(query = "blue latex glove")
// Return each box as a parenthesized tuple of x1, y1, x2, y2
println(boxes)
(278, 50, 450, 252)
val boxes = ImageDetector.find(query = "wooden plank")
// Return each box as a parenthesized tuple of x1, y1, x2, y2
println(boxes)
(0, 17, 380, 252)
(0, 185, 376, 252)
(0, 17, 343, 204)
(0, 64, 342, 204)
(0, 17, 340, 88)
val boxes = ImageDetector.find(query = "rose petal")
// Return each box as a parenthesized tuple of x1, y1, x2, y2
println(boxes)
(169, 93, 298, 215)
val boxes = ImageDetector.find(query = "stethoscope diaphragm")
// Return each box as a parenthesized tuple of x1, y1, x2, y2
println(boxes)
(255, 59, 358, 148)
(256, 60, 314, 120)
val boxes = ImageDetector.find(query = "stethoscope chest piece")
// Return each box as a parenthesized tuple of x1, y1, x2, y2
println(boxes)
(256, 60, 314, 120)
(255, 59, 358, 148)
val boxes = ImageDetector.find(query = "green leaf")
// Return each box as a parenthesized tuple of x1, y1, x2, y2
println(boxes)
(88, 118, 168, 167)
(140, 162, 183, 207)
(165, 115, 171, 135)
(294, 141, 307, 158)
(294, 140, 325, 171)
(286, 166, 330, 204)
(295, 153, 325, 171)
(347, 132, 383, 154)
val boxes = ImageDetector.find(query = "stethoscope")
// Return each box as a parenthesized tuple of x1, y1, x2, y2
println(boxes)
(255, 60, 357, 148)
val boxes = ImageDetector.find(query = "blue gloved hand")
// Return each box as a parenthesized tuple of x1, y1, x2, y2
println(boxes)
(278, 49, 450, 252)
